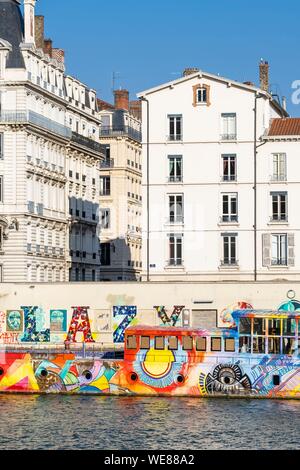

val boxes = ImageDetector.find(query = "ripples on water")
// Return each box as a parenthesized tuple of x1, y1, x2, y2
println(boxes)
(0, 394, 299, 450)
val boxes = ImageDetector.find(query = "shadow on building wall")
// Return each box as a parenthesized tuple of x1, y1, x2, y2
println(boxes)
(100, 237, 140, 282)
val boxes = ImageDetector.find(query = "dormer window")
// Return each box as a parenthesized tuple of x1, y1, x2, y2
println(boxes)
(193, 84, 210, 107)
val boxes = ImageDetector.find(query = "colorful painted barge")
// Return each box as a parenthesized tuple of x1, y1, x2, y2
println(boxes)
(1, 309, 300, 398)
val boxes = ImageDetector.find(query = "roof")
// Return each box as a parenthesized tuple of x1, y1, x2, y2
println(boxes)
(126, 325, 232, 336)
(137, 69, 271, 98)
(267, 118, 300, 136)
(0, 0, 25, 68)
(232, 309, 300, 319)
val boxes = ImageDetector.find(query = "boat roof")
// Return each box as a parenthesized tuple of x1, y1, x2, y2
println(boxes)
(232, 309, 300, 319)
(125, 325, 234, 336)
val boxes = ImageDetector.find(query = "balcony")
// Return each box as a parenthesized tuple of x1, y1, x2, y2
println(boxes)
(270, 174, 287, 182)
(220, 134, 237, 141)
(220, 215, 238, 223)
(100, 158, 115, 169)
(166, 259, 184, 267)
(220, 259, 239, 267)
(0, 111, 72, 139)
(100, 126, 142, 143)
(168, 135, 182, 142)
(168, 176, 183, 183)
(71, 132, 103, 153)
(271, 258, 287, 266)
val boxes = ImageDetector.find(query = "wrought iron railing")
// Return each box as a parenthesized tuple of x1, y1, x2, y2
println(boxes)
(71, 131, 103, 153)
(100, 126, 142, 142)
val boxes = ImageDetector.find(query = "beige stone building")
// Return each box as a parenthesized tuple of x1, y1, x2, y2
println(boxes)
(97, 90, 142, 281)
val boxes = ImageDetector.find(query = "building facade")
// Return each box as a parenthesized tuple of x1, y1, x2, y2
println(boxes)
(0, 0, 103, 283)
(137, 63, 300, 281)
(97, 90, 142, 281)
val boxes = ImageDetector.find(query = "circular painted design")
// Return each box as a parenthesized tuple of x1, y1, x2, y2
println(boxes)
(279, 299, 300, 312)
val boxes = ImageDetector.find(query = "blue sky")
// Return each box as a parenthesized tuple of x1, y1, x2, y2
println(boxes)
(34, 0, 300, 116)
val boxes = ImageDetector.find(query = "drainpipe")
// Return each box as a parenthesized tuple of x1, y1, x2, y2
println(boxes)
(140, 97, 150, 282)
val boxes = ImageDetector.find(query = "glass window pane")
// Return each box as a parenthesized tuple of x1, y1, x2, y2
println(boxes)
(140, 336, 150, 349)
(282, 319, 296, 336)
(282, 337, 296, 355)
(168, 336, 178, 350)
(239, 318, 251, 335)
(253, 337, 266, 354)
(127, 335, 137, 350)
(268, 337, 280, 354)
(196, 337, 206, 351)
(239, 336, 251, 353)
(268, 319, 281, 336)
(155, 336, 165, 350)
(182, 336, 193, 350)
(211, 337, 222, 352)
(225, 338, 235, 352)
(253, 318, 266, 335)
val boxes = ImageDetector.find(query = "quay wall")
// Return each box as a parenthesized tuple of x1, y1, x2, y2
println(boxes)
(0, 281, 298, 347)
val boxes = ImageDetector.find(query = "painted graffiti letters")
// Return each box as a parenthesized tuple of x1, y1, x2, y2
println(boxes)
(65, 307, 95, 343)
(113, 306, 137, 343)
(154, 306, 185, 327)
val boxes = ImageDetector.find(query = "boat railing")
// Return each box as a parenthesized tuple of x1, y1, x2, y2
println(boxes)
(0, 344, 124, 360)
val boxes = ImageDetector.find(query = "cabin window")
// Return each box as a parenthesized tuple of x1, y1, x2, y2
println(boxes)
(155, 336, 165, 350)
(268, 319, 281, 336)
(282, 337, 296, 355)
(168, 336, 178, 350)
(211, 337, 222, 352)
(273, 375, 280, 386)
(239, 336, 251, 353)
(225, 338, 235, 352)
(182, 336, 193, 351)
(252, 337, 266, 354)
(239, 318, 251, 335)
(253, 318, 267, 336)
(140, 336, 150, 350)
(196, 337, 207, 352)
(127, 335, 137, 350)
(282, 318, 296, 336)
(268, 337, 280, 354)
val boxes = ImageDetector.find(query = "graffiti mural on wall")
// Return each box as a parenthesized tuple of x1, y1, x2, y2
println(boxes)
(50, 310, 67, 332)
(6, 310, 23, 333)
(65, 307, 95, 343)
(21, 307, 50, 343)
(220, 302, 253, 328)
(154, 306, 185, 327)
(113, 306, 137, 343)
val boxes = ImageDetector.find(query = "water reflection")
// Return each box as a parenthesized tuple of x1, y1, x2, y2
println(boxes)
(0, 395, 299, 450)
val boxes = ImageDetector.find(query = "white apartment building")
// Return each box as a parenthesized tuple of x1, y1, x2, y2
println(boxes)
(98, 90, 142, 281)
(0, 0, 103, 283)
(137, 63, 300, 281)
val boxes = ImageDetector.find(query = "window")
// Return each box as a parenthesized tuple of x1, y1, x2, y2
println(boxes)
(197, 87, 207, 103)
(193, 84, 210, 106)
(225, 338, 235, 352)
(100, 209, 110, 229)
(92, 270, 96, 282)
(0, 176, 3, 202)
(182, 336, 193, 350)
(168, 336, 178, 350)
(253, 318, 267, 354)
(222, 154, 236, 181)
(155, 336, 165, 350)
(272, 153, 286, 182)
(100, 176, 111, 196)
(127, 335, 137, 350)
(169, 156, 183, 182)
(271, 192, 287, 221)
(222, 193, 238, 222)
(100, 243, 110, 266)
(168, 234, 183, 266)
(169, 195, 183, 223)
(271, 234, 287, 266)
(105, 145, 111, 160)
(211, 337, 222, 352)
(222, 233, 237, 266)
(168, 115, 182, 141)
(239, 318, 251, 335)
(0, 133, 3, 159)
(141, 336, 150, 349)
(239, 336, 251, 353)
(196, 337, 207, 352)
(221, 113, 237, 140)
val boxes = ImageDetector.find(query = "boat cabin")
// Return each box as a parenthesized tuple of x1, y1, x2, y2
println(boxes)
(124, 310, 300, 361)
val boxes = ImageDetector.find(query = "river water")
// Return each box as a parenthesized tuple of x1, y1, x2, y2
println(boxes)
(0, 395, 299, 450)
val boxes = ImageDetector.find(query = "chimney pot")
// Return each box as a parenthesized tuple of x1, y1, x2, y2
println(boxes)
(43, 39, 53, 58)
(183, 67, 200, 77)
(259, 60, 269, 92)
(114, 89, 129, 111)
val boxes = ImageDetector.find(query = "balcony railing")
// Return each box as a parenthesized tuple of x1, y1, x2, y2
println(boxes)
(168, 134, 182, 141)
(166, 259, 184, 267)
(221, 259, 239, 266)
(100, 159, 114, 169)
(168, 176, 183, 183)
(221, 215, 238, 223)
(270, 174, 287, 182)
(100, 126, 142, 142)
(270, 215, 288, 223)
(0, 111, 72, 139)
(222, 175, 237, 182)
(271, 258, 287, 266)
(221, 134, 237, 141)
(71, 132, 103, 153)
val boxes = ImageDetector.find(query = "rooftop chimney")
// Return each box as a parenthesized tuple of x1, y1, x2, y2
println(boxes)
(183, 67, 200, 77)
(114, 89, 129, 111)
(259, 60, 269, 92)
(24, 0, 36, 45)
(35, 15, 44, 49)
(282, 96, 287, 111)
(43, 39, 53, 58)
